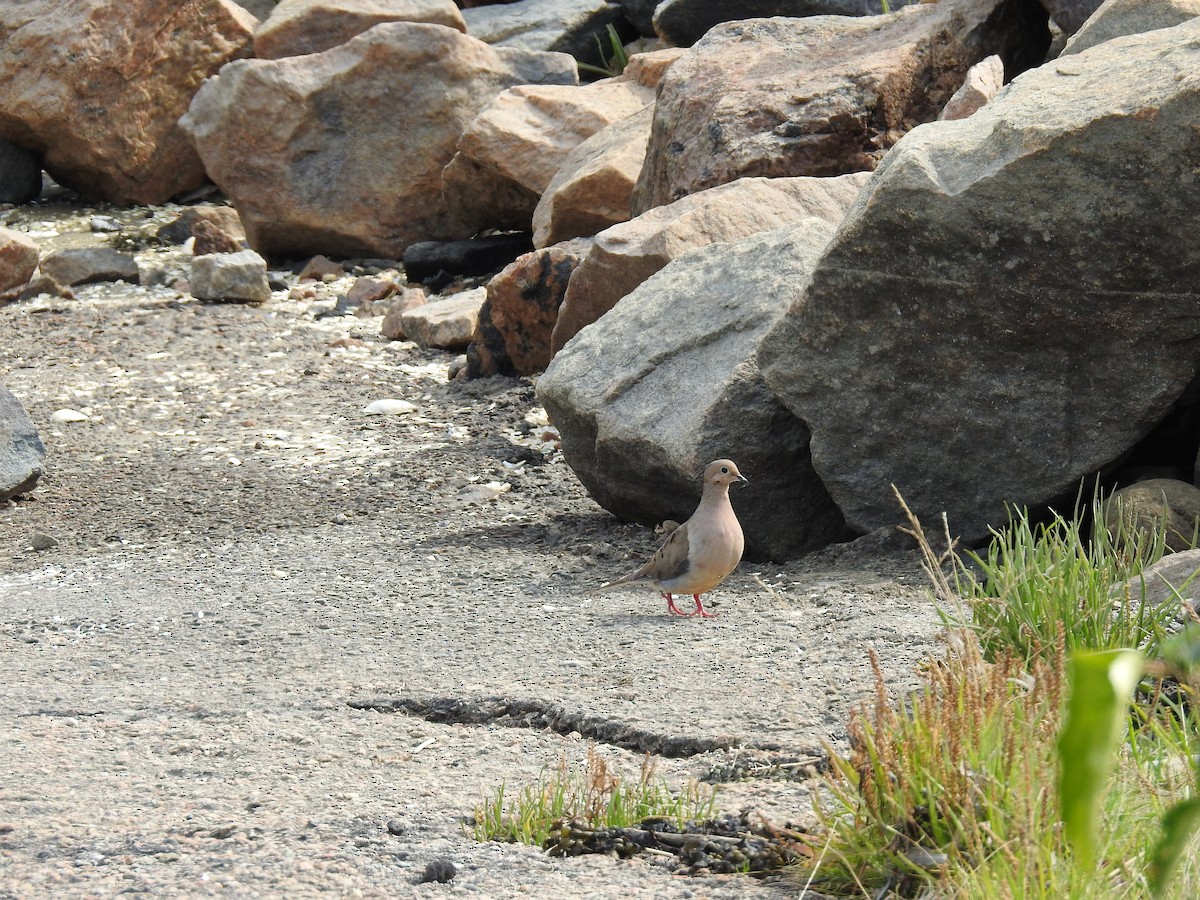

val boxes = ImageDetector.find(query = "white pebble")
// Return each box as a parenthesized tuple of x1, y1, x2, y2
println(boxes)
(50, 408, 90, 424)
(363, 398, 416, 416)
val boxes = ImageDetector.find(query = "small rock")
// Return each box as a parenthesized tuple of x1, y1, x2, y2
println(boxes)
(386, 819, 407, 836)
(297, 254, 344, 282)
(50, 408, 89, 424)
(28, 533, 58, 551)
(209, 825, 237, 840)
(380, 287, 428, 340)
(418, 859, 456, 884)
(190, 250, 272, 304)
(363, 398, 417, 416)
(38, 247, 140, 286)
(399, 287, 486, 349)
(191, 218, 244, 255)
(89, 215, 122, 233)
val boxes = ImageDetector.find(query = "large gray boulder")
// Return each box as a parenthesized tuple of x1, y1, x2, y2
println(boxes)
(631, 0, 1049, 213)
(538, 220, 850, 560)
(758, 18, 1200, 542)
(181, 23, 576, 259)
(0, 385, 44, 500)
(0, 0, 255, 205)
(1060, 0, 1200, 54)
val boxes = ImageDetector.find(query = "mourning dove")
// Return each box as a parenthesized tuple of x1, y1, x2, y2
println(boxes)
(593, 459, 747, 618)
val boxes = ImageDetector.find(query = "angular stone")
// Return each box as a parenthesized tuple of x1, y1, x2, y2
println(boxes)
(538, 220, 850, 560)
(381, 287, 429, 339)
(399, 286, 486, 348)
(443, 52, 675, 232)
(631, 0, 1049, 213)
(1104, 479, 1200, 553)
(532, 104, 652, 248)
(0, 0, 255, 205)
(758, 18, 1200, 542)
(190, 249, 272, 303)
(938, 55, 1004, 121)
(552, 172, 871, 353)
(0, 384, 45, 500)
(39, 248, 140, 286)
(254, 0, 466, 59)
(1060, 0, 1200, 54)
(0, 227, 38, 293)
(0, 138, 40, 205)
(192, 220, 245, 255)
(651, 0, 886, 47)
(157, 206, 247, 246)
(462, 0, 629, 69)
(468, 238, 591, 377)
(181, 23, 576, 259)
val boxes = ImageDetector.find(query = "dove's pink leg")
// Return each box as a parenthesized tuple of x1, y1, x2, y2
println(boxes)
(663, 593, 691, 616)
(690, 594, 718, 618)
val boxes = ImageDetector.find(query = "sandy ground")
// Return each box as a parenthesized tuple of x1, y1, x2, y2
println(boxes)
(0, 195, 943, 898)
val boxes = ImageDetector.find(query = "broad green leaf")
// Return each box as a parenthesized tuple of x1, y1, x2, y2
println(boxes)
(1057, 649, 1144, 870)
(1149, 796, 1200, 896)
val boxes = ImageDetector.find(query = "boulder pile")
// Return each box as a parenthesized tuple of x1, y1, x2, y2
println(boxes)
(9, 0, 1200, 559)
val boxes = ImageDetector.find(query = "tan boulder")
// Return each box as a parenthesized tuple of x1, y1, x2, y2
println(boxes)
(1061, 0, 1200, 55)
(443, 48, 683, 232)
(551, 172, 871, 353)
(632, 0, 1049, 212)
(468, 238, 591, 377)
(0, 227, 38, 293)
(532, 105, 653, 249)
(0, 0, 255, 205)
(254, 0, 466, 59)
(938, 55, 1004, 121)
(181, 23, 576, 259)
(400, 287, 486, 349)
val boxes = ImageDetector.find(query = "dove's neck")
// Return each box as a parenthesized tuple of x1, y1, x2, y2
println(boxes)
(699, 484, 731, 507)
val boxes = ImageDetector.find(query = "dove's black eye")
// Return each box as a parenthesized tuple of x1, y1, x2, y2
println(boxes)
(720, 466, 729, 474)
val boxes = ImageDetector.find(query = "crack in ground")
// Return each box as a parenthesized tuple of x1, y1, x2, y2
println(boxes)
(348, 695, 826, 769)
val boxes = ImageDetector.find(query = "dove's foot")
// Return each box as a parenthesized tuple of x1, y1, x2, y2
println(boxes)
(664, 593, 691, 616)
(690, 594, 718, 618)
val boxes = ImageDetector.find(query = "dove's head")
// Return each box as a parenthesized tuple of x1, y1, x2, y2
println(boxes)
(703, 459, 748, 489)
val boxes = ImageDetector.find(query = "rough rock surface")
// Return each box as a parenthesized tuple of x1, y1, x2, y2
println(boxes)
(539, 220, 851, 560)
(443, 53, 671, 232)
(552, 172, 871, 353)
(0, 383, 44, 500)
(190, 249, 272, 303)
(39, 248, 140, 286)
(533, 105, 653, 248)
(759, 19, 1200, 542)
(938, 54, 1004, 120)
(253, 0, 466, 59)
(462, 0, 630, 68)
(157, 205, 248, 246)
(631, 0, 1050, 213)
(181, 22, 577, 259)
(468, 238, 591, 377)
(400, 287, 487, 349)
(1060, 0, 1200, 54)
(651, 0, 892, 46)
(0, 226, 39, 292)
(0, 138, 41, 205)
(0, 0, 255, 205)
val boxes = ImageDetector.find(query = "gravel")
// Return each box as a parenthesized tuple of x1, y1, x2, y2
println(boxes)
(0, 191, 944, 897)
